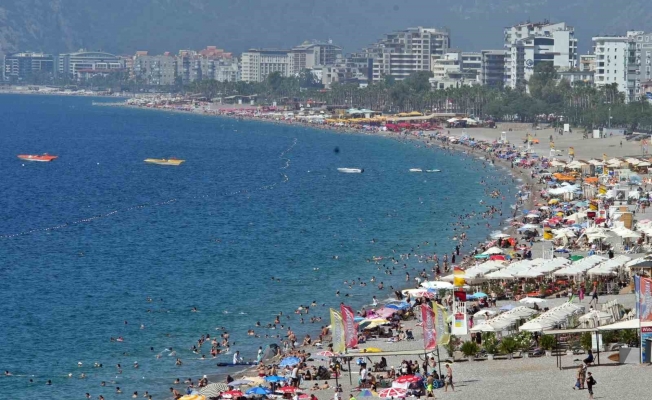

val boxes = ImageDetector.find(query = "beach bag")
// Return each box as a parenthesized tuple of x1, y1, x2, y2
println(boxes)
(575, 379, 581, 389)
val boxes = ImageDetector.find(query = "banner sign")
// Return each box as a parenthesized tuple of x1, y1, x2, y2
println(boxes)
(330, 309, 345, 354)
(340, 304, 358, 349)
(433, 302, 450, 345)
(636, 276, 652, 322)
(451, 301, 468, 335)
(421, 303, 437, 350)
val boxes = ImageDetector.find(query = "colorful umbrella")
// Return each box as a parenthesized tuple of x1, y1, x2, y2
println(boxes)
(378, 388, 407, 398)
(359, 389, 376, 397)
(221, 390, 244, 398)
(246, 387, 272, 396)
(279, 356, 301, 367)
(394, 374, 422, 384)
(276, 386, 301, 394)
(264, 375, 286, 383)
(179, 396, 206, 400)
(200, 383, 229, 397)
(315, 351, 338, 358)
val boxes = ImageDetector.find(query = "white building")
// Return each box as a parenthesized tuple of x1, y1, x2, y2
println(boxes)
(240, 49, 293, 82)
(592, 34, 638, 101)
(504, 21, 577, 89)
(363, 26, 450, 81)
(58, 51, 124, 79)
(290, 41, 342, 71)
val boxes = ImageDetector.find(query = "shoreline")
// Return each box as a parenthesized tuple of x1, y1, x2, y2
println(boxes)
(96, 102, 536, 393)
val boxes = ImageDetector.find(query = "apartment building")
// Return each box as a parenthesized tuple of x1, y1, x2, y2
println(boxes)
(480, 50, 508, 87)
(363, 26, 450, 82)
(503, 21, 577, 89)
(592, 33, 639, 101)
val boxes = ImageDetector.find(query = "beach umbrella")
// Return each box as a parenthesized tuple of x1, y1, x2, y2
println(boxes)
(276, 386, 300, 394)
(570, 255, 584, 262)
(500, 304, 515, 311)
(279, 356, 301, 367)
(246, 387, 273, 396)
(221, 390, 244, 398)
(386, 302, 409, 310)
(378, 388, 407, 398)
(200, 383, 229, 397)
(359, 389, 376, 397)
(394, 375, 422, 384)
(520, 297, 546, 304)
(315, 351, 338, 358)
(491, 232, 511, 239)
(179, 396, 206, 400)
(229, 379, 254, 387)
(264, 375, 286, 383)
(471, 292, 488, 298)
(482, 246, 504, 255)
(474, 309, 496, 318)
(359, 318, 390, 329)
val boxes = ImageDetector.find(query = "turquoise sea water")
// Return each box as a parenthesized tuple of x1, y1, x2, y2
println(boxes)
(0, 95, 515, 399)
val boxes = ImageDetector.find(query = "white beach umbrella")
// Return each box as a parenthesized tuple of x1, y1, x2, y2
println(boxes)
(482, 246, 504, 255)
(519, 297, 547, 304)
(492, 232, 511, 239)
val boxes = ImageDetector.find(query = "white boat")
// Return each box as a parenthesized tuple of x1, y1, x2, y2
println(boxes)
(337, 168, 363, 174)
(425, 169, 441, 173)
(409, 168, 423, 172)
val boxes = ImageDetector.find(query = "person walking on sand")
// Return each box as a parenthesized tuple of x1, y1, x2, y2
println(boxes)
(586, 372, 596, 399)
(444, 363, 454, 392)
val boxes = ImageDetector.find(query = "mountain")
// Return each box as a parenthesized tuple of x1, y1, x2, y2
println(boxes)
(1, 0, 651, 56)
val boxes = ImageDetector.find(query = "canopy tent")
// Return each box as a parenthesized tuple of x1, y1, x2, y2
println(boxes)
(586, 255, 631, 276)
(470, 306, 537, 332)
(519, 303, 584, 332)
(597, 319, 652, 331)
(578, 310, 614, 328)
(553, 255, 607, 276)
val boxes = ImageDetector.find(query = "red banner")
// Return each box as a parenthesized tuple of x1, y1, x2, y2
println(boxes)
(421, 303, 437, 350)
(340, 304, 358, 349)
(638, 276, 652, 322)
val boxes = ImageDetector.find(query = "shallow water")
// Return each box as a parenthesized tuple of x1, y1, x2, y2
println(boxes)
(0, 95, 515, 399)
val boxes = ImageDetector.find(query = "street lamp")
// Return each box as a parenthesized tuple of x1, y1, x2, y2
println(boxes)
(608, 106, 612, 128)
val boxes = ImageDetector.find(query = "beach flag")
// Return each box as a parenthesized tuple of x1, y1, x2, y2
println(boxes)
(420, 303, 437, 350)
(453, 266, 465, 287)
(329, 309, 346, 354)
(432, 302, 450, 345)
(340, 304, 358, 349)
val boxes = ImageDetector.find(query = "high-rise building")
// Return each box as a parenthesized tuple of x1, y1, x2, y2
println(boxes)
(133, 51, 178, 86)
(290, 41, 342, 71)
(240, 49, 293, 82)
(503, 21, 577, 89)
(362, 26, 450, 82)
(480, 50, 508, 87)
(592, 33, 639, 102)
(3, 52, 54, 82)
(631, 32, 652, 100)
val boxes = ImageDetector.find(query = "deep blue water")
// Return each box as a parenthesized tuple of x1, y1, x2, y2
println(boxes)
(0, 95, 515, 399)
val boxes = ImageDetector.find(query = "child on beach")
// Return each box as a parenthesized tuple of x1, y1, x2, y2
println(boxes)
(586, 372, 596, 399)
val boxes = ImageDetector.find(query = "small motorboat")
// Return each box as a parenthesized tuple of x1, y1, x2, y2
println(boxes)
(144, 158, 185, 166)
(17, 154, 58, 162)
(425, 169, 442, 173)
(409, 168, 423, 172)
(337, 168, 363, 173)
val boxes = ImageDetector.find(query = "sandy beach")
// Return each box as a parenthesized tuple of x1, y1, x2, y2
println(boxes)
(89, 99, 651, 400)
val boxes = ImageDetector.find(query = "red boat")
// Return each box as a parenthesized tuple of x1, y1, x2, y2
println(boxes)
(17, 154, 58, 162)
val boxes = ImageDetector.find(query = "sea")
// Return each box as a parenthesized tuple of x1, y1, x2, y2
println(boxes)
(0, 94, 516, 399)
